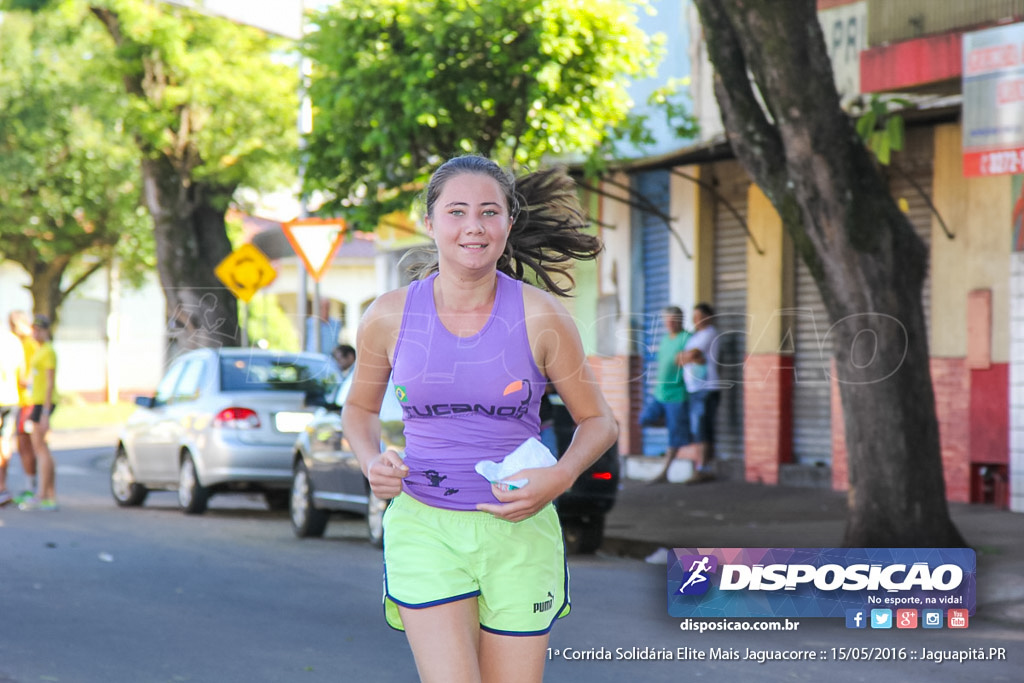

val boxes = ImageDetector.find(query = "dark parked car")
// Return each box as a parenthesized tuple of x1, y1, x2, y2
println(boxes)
(545, 393, 620, 554)
(290, 379, 619, 553)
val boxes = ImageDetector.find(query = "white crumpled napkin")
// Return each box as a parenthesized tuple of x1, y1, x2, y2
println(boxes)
(475, 437, 558, 491)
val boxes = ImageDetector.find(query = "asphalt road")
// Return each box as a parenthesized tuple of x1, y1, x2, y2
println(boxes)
(1, 442, 1020, 683)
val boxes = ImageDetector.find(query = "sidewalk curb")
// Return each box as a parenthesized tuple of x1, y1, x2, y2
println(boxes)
(49, 426, 120, 452)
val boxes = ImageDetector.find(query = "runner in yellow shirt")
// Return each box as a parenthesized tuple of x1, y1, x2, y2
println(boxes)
(19, 315, 57, 511)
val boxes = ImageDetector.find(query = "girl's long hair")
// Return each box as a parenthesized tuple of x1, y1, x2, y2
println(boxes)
(407, 155, 602, 296)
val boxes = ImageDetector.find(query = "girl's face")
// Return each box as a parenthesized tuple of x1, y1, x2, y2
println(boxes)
(425, 172, 511, 274)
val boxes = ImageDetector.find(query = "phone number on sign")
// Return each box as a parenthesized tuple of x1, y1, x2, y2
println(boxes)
(979, 149, 1024, 175)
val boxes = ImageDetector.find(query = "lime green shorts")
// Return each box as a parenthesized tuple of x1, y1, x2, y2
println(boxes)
(382, 493, 570, 635)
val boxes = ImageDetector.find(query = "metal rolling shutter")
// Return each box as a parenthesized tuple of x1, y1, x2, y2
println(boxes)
(634, 170, 672, 456)
(710, 161, 749, 461)
(789, 127, 935, 466)
(792, 258, 833, 465)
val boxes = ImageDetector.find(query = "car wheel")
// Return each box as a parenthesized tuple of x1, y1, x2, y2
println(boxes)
(178, 454, 209, 515)
(290, 462, 328, 538)
(366, 490, 387, 548)
(110, 447, 148, 507)
(562, 515, 605, 555)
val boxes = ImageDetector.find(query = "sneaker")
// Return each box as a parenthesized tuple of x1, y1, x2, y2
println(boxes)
(14, 490, 36, 506)
(0, 490, 12, 507)
(19, 498, 58, 512)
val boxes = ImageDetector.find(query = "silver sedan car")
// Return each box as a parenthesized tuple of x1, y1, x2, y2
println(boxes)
(111, 347, 340, 514)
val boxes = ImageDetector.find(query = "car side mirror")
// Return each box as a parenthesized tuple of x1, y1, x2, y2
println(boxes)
(134, 395, 157, 409)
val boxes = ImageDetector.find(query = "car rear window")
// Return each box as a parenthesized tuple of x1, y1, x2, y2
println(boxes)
(219, 355, 339, 394)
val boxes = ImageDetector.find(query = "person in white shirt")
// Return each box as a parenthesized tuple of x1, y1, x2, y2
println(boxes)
(678, 302, 722, 483)
(0, 318, 26, 505)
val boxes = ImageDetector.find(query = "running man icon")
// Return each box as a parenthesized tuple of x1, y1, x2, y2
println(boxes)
(677, 555, 719, 595)
(679, 557, 711, 592)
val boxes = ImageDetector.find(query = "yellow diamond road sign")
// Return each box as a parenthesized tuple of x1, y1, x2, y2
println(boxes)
(215, 243, 277, 302)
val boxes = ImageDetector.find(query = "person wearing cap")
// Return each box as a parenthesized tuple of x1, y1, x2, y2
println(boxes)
(19, 314, 58, 511)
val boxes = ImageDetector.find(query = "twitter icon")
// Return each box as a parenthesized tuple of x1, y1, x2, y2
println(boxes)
(870, 609, 892, 629)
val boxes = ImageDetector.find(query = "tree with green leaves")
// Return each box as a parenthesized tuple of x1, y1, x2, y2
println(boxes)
(302, 0, 661, 229)
(3, 0, 300, 352)
(692, 0, 964, 546)
(0, 7, 153, 324)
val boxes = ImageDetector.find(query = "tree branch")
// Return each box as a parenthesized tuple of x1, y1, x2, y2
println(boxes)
(692, 0, 787, 200)
(60, 256, 109, 300)
(669, 168, 764, 255)
(577, 177, 692, 259)
(90, 7, 145, 99)
(891, 163, 955, 240)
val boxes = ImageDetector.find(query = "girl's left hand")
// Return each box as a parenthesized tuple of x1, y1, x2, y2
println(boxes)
(476, 465, 573, 522)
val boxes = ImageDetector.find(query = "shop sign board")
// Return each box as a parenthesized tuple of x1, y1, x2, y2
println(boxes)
(963, 22, 1024, 176)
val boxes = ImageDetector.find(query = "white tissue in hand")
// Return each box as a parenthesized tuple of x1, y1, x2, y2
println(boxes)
(475, 437, 558, 489)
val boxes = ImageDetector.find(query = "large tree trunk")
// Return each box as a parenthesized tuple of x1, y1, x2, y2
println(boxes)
(693, 0, 965, 546)
(25, 254, 72, 326)
(8, 228, 116, 329)
(142, 155, 239, 358)
(90, 5, 240, 359)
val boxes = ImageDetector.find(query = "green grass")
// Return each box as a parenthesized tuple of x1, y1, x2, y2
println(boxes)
(50, 401, 137, 431)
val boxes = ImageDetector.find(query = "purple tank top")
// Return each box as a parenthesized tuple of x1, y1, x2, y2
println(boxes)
(392, 272, 545, 510)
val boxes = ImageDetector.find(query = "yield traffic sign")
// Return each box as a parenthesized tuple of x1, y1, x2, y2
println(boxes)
(214, 243, 277, 302)
(281, 217, 347, 281)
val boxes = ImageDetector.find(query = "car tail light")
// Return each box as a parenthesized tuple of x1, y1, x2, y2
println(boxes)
(214, 407, 261, 429)
(590, 471, 613, 481)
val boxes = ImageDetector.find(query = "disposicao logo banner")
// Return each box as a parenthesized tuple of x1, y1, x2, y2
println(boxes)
(668, 548, 976, 618)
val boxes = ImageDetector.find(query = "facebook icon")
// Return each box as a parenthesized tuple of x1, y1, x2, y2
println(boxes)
(845, 609, 867, 629)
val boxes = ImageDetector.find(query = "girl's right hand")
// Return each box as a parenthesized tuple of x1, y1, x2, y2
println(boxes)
(365, 448, 409, 500)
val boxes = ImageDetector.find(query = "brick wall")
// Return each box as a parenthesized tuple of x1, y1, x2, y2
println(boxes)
(970, 364, 1009, 467)
(588, 354, 635, 456)
(932, 358, 971, 503)
(743, 353, 794, 484)
(830, 361, 847, 490)
(830, 358, 971, 503)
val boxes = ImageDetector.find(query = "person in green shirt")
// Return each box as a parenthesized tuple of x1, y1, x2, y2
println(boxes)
(19, 314, 58, 511)
(640, 306, 692, 483)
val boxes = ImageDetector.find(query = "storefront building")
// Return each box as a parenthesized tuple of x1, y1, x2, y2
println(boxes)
(589, 0, 1022, 511)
